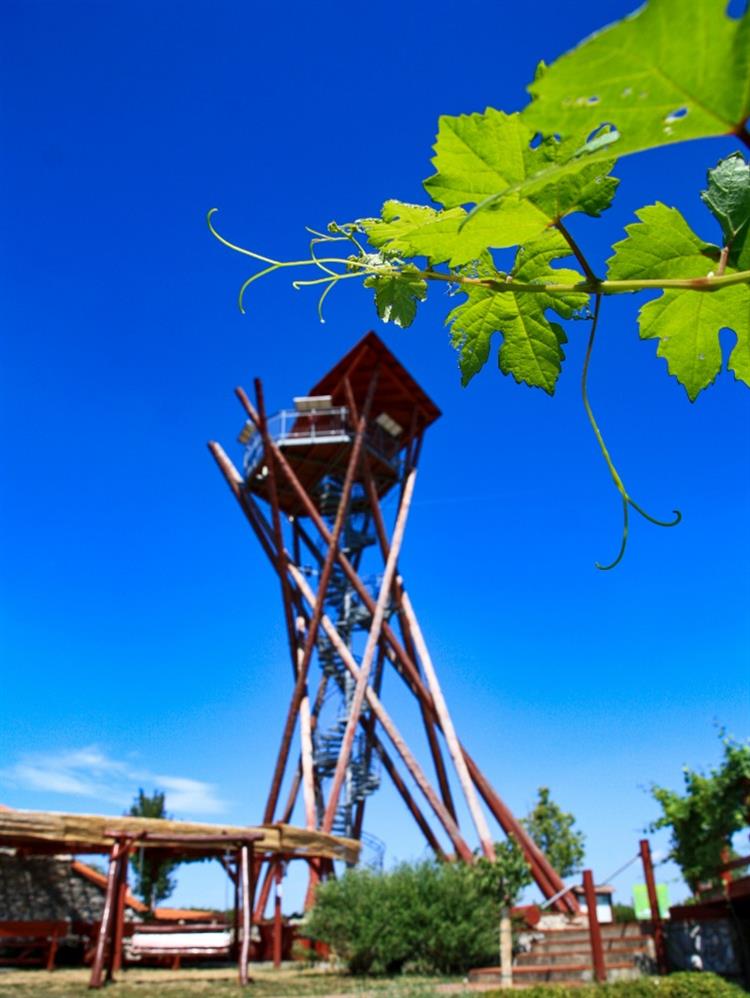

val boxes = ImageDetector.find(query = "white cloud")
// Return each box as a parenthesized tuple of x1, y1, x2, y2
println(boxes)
(155, 776, 226, 816)
(0, 746, 226, 818)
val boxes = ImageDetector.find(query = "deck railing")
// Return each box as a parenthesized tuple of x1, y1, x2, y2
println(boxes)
(243, 407, 400, 479)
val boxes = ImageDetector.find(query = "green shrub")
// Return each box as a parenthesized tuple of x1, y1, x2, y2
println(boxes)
(484, 973, 746, 998)
(305, 860, 501, 975)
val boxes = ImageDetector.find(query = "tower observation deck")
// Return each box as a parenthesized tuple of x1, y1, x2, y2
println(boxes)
(209, 332, 578, 915)
(239, 332, 441, 516)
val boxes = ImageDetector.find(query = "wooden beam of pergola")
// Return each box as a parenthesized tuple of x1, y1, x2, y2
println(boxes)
(0, 809, 360, 864)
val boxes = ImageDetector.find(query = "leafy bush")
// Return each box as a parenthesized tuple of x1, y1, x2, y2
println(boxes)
(306, 860, 503, 975)
(649, 734, 750, 892)
(484, 973, 746, 998)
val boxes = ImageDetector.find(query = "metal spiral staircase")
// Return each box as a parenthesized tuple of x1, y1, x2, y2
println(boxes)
(308, 476, 386, 839)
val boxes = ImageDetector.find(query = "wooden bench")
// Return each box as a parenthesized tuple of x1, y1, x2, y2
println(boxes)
(125, 922, 233, 970)
(0, 920, 69, 971)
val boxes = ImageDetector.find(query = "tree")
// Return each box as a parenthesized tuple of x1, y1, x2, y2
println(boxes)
(127, 789, 178, 910)
(522, 786, 585, 879)
(209, 0, 750, 570)
(473, 839, 533, 910)
(649, 734, 750, 893)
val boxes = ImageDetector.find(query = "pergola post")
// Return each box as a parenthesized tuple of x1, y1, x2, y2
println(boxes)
(110, 839, 131, 976)
(273, 860, 284, 969)
(89, 837, 127, 989)
(238, 842, 252, 986)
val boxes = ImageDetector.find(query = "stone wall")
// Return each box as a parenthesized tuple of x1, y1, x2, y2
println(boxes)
(0, 850, 138, 923)
(666, 917, 743, 979)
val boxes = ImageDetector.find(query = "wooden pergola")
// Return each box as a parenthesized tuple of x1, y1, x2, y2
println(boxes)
(0, 808, 359, 988)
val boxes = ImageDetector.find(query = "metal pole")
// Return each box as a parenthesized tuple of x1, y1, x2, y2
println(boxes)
(639, 839, 667, 974)
(583, 869, 606, 983)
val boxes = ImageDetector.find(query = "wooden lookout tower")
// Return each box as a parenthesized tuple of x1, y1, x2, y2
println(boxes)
(209, 332, 578, 914)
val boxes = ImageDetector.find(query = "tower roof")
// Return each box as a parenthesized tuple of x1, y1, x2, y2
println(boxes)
(308, 332, 441, 444)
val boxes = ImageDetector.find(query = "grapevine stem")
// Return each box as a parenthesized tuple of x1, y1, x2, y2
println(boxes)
(716, 245, 730, 277)
(208, 212, 750, 300)
(555, 219, 599, 284)
(581, 294, 681, 570)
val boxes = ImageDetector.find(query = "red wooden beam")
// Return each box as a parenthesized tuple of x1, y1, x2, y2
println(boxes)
(89, 839, 126, 989)
(583, 869, 606, 983)
(110, 842, 130, 975)
(639, 838, 667, 974)
(273, 861, 283, 969)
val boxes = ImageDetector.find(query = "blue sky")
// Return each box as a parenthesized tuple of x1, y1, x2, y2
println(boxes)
(1, 0, 748, 912)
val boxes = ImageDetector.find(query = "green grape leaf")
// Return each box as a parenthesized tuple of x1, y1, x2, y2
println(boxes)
(447, 229, 589, 392)
(520, 0, 750, 198)
(360, 201, 468, 265)
(607, 203, 720, 280)
(424, 109, 618, 244)
(639, 284, 750, 400)
(359, 198, 555, 266)
(364, 265, 427, 328)
(701, 153, 750, 270)
(424, 109, 548, 210)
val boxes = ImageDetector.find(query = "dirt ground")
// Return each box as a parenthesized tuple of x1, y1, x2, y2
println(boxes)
(0, 965, 492, 998)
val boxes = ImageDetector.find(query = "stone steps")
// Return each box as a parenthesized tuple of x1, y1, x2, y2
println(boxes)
(470, 961, 638, 985)
(521, 936, 650, 956)
(516, 945, 649, 966)
(468, 920, 653, 986)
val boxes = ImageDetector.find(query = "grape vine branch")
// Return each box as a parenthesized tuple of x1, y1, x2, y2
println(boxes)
(208, 0, 750, 569)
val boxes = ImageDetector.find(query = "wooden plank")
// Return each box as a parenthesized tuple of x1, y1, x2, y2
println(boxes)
(0, 809, 359, 864)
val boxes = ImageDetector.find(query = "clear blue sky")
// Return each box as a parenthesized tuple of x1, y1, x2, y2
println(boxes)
(1, 0, 748, 912)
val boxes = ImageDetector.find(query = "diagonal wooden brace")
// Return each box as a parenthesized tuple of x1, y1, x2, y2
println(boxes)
(208, 439, 576, 911)
(322, 466, 417, 833)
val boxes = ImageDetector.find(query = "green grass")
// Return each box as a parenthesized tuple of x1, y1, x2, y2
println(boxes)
(0, 966, 462, 998)
(0, 968, 742, 998)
